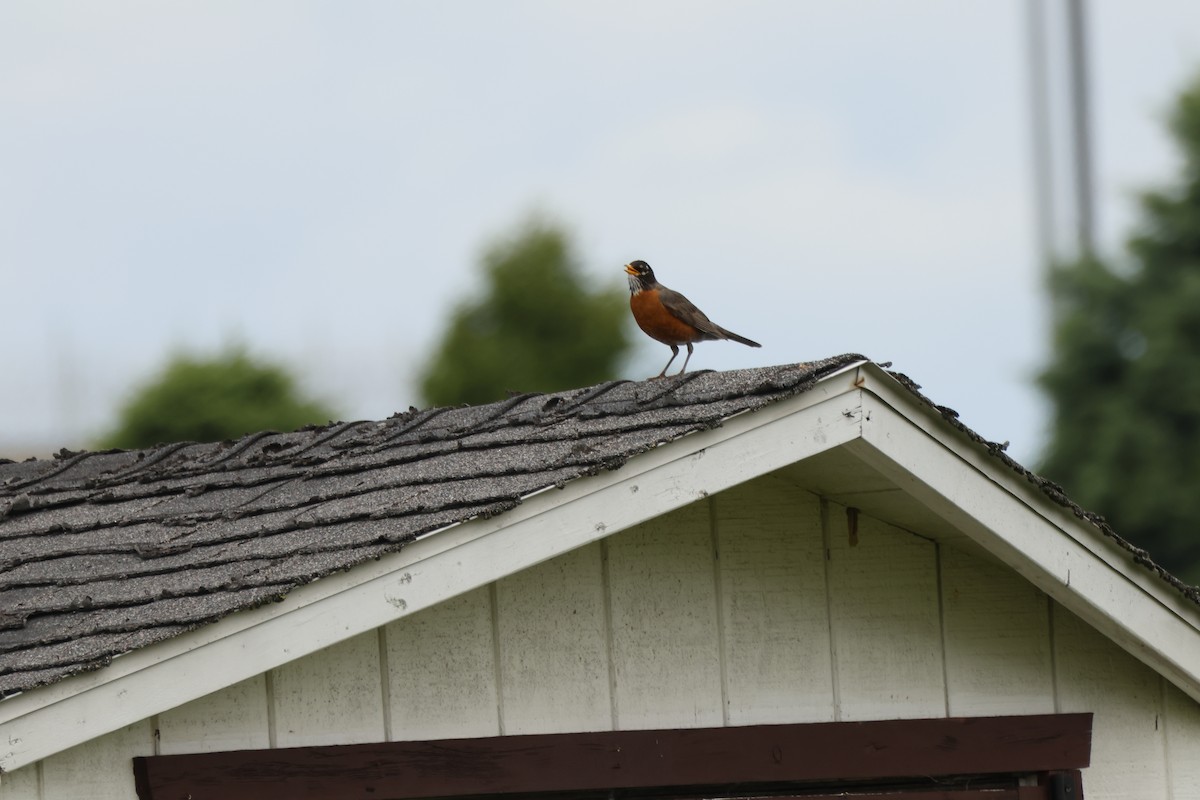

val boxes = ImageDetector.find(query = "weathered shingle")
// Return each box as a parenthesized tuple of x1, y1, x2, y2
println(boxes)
(1, 354, 1194, 699)
(0, 356, 867, 696)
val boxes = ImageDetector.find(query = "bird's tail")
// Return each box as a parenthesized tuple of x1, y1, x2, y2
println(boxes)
(718, 327, 761, 348)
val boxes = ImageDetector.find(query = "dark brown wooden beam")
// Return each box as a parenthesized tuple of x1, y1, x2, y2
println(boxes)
(133, 713, 1092, 800)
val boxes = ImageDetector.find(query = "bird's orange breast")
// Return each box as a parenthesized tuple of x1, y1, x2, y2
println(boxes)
(630, 289, 703, 346)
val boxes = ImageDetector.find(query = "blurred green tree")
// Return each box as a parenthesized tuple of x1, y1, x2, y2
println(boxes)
(1039, 73, 1200, 584)
(100, 348, 336, 449)
(418, 218, 632, 406)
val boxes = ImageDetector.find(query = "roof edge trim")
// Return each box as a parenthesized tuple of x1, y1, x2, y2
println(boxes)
(853, 366, 1200, 703)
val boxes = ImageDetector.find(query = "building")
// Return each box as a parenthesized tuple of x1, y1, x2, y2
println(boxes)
(1, 355, 1198, 798)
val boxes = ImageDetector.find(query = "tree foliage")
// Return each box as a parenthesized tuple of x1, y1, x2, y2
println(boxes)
(1039, 73, 1200, 583)
(418, 219, 632, 406)
(100, 349, 336, 449)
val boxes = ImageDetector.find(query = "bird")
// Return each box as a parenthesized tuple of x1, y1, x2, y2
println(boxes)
(624, 260, 761, 378)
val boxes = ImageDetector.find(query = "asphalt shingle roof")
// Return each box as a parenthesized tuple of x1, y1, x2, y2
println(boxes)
(0, 356, 868, 697)
(1, 354, 1195, 700)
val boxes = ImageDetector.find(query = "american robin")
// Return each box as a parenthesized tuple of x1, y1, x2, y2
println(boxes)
(625, 260, 761, 377)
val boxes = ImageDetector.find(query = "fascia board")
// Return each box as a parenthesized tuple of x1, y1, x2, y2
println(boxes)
(0, 366, 868, 773)
(852, 364, 1200, 704)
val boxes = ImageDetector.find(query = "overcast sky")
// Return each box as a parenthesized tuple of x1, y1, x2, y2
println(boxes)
(4, 1, 1200, 465)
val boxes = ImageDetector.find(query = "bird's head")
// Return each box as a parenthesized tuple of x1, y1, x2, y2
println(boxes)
(624, 260, 656, 293)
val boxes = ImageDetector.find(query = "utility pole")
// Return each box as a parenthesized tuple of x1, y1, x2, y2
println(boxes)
(1025, 0, 1096, 268)
(1066, 0, 1096, 259)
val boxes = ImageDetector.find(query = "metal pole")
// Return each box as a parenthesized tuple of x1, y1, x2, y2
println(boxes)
(1026, 0, 1057, 268)
(1066, 0, 1096, 259)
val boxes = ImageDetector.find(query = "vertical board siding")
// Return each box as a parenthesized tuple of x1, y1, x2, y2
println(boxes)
(714, 481, 835, 724)
(826, 511, 945, 721)
(1054, 604, 1168, 798)
(940, 546, 1055, 716)
(158, 675, 271, 755)
(271, 631, 385, 747)
(384, 586, 500, 740)
(38, 721, 152, 800)
(1165, 680, 1200, 799)
(606, 501, 724, 729)
(16, 478, 1200, 800)
(494, 542, 612, 734)
(0, 763, 40, 800)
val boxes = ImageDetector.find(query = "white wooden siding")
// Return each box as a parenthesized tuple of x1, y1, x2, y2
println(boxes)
(7, 476, 1200, 800)
(271, 632, 385, 747)
(1166, 680, 1200, 799)
(37, 721, 153, 800)
(605, 498, 724, 729)
(0, 761, 39, 800)
(940, 545, 1055, 716)
(714, 480, 834, 724)
(826, 510, 945, 720)
(383, 586, 499, 740)
(158, 675, 270, 755)
(494, 542, 612, 734)
(1054, 603, 1169, 798)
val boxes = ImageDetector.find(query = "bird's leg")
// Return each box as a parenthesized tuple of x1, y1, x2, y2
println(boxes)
(657, 345, 680, 378)
(678, 342, 694, 375)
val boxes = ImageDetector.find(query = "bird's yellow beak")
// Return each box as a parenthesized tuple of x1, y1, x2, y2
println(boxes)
(623, 263, 638, 276)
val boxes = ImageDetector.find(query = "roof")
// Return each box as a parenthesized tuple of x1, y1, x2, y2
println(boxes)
(885, 371, 1200, 605)
(0, 355, 866, 698)
(3, 355, 1199, 774)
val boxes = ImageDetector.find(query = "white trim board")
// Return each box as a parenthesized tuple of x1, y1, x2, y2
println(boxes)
(3, 361, 1199, 773)
(851, 367, 1200, 704)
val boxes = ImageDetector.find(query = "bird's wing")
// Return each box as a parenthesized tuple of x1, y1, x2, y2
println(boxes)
(659, 287, 761, 347)
(656, 287, 724, 340)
